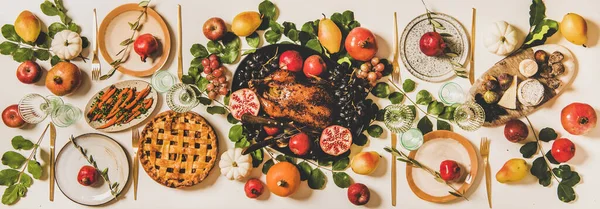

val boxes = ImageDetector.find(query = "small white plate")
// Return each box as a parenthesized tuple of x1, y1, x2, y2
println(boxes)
(84, 80, 158, 132)
(55, 133, 130, 206)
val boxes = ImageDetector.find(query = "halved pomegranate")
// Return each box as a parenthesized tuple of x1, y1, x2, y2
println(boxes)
(319, 125, 352, 156)
(229, 88, 260, 120)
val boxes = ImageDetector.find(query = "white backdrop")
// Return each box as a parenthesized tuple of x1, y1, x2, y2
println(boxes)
(0, 0, 599, 209)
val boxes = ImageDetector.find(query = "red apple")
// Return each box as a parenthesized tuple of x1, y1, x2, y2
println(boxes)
(203, 17, 227, 41)
(16, 61, 42, 84)
(551, 138, 576, 163)
(347, 183, 370, 205)
(2, 105, 26, 128)
(504, 119, 529, 143)
(561, 102, 597, 135)
(303, 55, 327, 77)
(419, 31, 447, 56)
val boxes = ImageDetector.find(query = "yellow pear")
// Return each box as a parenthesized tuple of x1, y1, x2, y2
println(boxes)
(231, 11, 261, 37)
(14, 10, 41, 43)
(496, 158, 528, 183)
(350, 151, 380, 175)
(560, 13, 588, 46)
(318, 16, 342, 53)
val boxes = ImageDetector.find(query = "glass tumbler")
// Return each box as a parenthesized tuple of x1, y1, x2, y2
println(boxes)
(151, 70, 177, 93)
(439, 82, 465, 105)
(166, 83, 201, 113)
(51, 103, 82, 127)
(401, 128, 424, 150)
(384, 104, 415, 133)
(453, 101, 485, 131)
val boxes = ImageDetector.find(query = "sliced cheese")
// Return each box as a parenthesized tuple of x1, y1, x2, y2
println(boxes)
(498, 75, 518, 109)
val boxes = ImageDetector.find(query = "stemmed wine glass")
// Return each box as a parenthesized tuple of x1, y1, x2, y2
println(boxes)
(166, 83, 202, 113)
(383, 104, 415, 133)
(453, 101, 485, 131)
(18, 93, 81, 127)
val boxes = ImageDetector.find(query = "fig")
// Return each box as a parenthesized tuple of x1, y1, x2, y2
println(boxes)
(497, 73, 513, 90)
(482, 76, 499, 91)
(534, 50, 548, 63)
(483, 91, 500, 104)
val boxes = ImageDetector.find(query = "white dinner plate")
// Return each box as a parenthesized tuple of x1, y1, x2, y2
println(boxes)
(55, 133, 130, 206)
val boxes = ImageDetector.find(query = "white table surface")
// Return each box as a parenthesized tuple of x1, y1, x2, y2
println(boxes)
(1, 0, 599, 208)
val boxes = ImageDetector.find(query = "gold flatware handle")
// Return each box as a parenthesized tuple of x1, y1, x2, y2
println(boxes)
(392, 12, 401, 84)
(485, 159, 492, 208)
(49, 123, 56, 201)
(391, 133, 397, 206)
(177, 5, 183, 82)
(469, 8, 476, 85)
(133, 152, 139, 200)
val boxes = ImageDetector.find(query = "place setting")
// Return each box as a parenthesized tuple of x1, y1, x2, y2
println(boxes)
(0, 0, 596, 208)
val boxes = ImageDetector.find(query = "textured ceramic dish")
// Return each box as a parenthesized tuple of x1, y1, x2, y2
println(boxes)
(406, 130, 478, 203)
(84, 80, 158, 132)
(55, 133, 130, 206)
(98, 3, 171, 77)
(400, 12, 470, 82)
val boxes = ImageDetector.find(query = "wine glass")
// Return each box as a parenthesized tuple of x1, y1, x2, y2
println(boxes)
(384, 104, 415, 133)
(453, 101, 485, 131)
(439, 82, 465, 105)
(151, 70, 177, 93)
(18, 94, 64, 124)
(401, 128, 424, 150)
(166, 83, 201, 113)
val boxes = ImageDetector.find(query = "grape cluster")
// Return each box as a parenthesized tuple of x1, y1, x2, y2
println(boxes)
(201, 54, 229, 99)
(235, 52, 279, 89)
(356, 57, 385, 84)
(329, 63, 371, 132)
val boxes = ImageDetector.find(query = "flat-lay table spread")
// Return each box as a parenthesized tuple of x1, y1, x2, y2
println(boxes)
(1, 0, 599, 208)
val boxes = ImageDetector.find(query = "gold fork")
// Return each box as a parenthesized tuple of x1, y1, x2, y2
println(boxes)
(91, 8, 101, 80)
(132, 128, 140, 200)
(480, 137, 491, 208)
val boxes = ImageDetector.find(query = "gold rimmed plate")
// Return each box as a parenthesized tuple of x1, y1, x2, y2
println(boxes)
(406, 130, 479, 203)
(98, 3, 171, 77)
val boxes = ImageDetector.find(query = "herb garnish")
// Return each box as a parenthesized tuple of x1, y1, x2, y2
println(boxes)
(68, 135, 120, 198)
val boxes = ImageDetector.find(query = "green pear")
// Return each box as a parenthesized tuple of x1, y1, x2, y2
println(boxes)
(496, 158, 528, 183)
(14, 10, 41, 43)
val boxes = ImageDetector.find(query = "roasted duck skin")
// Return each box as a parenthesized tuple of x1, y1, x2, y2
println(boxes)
(249, 70, 333, 129)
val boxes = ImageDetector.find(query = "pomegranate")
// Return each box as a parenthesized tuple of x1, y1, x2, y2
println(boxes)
(289, 132, 311, 156)
(345, 27, 378, 61)
(263, 126, 280, 136)
(303, 55, 327, 77)
(229, 88, 260, 120)
(347, 183, 370, 205)
(439, 160, 461, 182)
(504, 119, 529, 143)
(551, 138, 576, 163)
(561, 102, 597, 135)
(77, 165, 98, 186)
(319, 125, 352, 156)
(419, 31, 447, 56)
(45, 61, 81, 96)
(279, 50, 303, 72)
(133, 33, 159, 62)
(244, 178, 264, 198)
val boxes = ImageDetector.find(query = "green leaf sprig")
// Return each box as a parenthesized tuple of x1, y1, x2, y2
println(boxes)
(520, 116, 580, 203)
(100, 0, 151, 80)
(0, 125, 49, 205)
(521, 0, 559, 49)
(384, 146, 468, 200)
(68, 135, 120, 198)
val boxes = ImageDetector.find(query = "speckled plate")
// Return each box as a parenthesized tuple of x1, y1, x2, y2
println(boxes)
(400, 12, 470, 82)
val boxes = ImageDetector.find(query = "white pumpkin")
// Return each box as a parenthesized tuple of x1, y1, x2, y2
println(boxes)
(51, 30, 82, 60)
(219, 148, 252, 180)
(483, 21, 519, 55)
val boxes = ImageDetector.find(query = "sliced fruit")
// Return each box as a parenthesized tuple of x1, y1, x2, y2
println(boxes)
(498, 75, 518, 109)
(229, 88, 260, 120)
(319, 125, 352, 156)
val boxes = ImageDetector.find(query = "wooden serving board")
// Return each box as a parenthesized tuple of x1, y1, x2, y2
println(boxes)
(468, 44, 576, 127)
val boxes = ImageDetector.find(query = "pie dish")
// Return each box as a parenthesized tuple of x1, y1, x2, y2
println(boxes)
(138, 111, 218, 188)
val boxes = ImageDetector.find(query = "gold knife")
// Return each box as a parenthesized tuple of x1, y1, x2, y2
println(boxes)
(391, 133, 397, 206)
(49, 123, 56, 201)
(469, 8, 476, 85)
(177, 4, 183, 81)
(132, 128, 140, 200)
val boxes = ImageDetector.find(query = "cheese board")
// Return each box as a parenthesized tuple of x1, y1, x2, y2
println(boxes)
(468, 44, 576, 127)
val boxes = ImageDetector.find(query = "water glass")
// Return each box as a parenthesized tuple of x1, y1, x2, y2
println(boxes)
(453, 101, 485, 131)
(51, 103, 82, 127)
(18, 94, 64, 124)
(439, 82, 465, 105)
(166, 83, 201, 113)
(401, 128, 424, 150)
(384, 104, 415, 133)
(152, 70, 177, 93)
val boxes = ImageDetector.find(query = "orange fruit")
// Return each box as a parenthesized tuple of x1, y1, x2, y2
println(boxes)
(266, 162, 301, 197)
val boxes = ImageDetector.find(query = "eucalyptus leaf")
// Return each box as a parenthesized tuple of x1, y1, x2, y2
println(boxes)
(196, 76, 210, 92)
(318, 159, 333, 167)
(0, 169, 19, 186)
(1, 25, 20, 42)
(354, 134, 368, 146)
(190, 44, 209, 58)
(539, 127, 558, 142)
(297, 161, 312, 181)
(138, 0, 150, 7)
(287, 29, 300, 42)
(34, 50, 50, 61)
(19, 173, 32, 187)
(539, 174, 551, 187)
(262, 159, 274, 175)
(228, 125, 244, 142)
(68, 23, 80, 33)
(246, 32, 260, 48)
(220, 48, 239, 64)
(198, 97, 212, 106)
(258, 0, 277, 19)
(250, 149, 263, 167)
(227, 113, 239, 124)
(427, 101, 444, 115)
(11, 136, 33, 150)
(416, 90, 433, 105)
(333, 172, 352, 188)
(557, 183, 576, 203)
(50, 55, 61, 66)
(190, 57, 203, 68)
(207, 106, 226, 115)
(305, 39, 322, 53)
(1, 151, 26, 169)
(181, 75, 195, 85)
(0, 41, 18, 55)
(207, 41, 224, 54)
(222, 32, 241, 50)
(437, 120, 452, 131)
(520, 142, 538, 158)
(332, 157, 350, 171)
(12, 48, 34, 62)
(2, 184, 26, 205)
(27, 161, 42, 179)
(235, 137, 250, 148)
(264, 30, 282, 44)
(529, 0, 546, 27)
(48, 22, 67, 38)
(530, 157, 549, 178)
(367, 125, 383, 138)
(417, 117, 433, 134)
(308, 168, 326, 189)
(552, 165, 572, 179)
(561, 171, 580, 187)
(371, 82, 390, 98)
(388, 92, 404, 104)
(402, 79, 416, 92)
(40, 1, 59, 16)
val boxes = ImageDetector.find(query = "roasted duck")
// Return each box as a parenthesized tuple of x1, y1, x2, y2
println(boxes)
(249, 70, 333, 129)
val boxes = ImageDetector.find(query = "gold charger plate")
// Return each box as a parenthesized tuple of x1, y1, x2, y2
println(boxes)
(98, 3, 171, 77)
(406, 130, 479, 203)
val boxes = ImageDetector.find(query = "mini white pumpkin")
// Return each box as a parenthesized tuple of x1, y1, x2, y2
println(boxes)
(483, 21, 519, 55)
(51, 30, 82, 60)
(219, 148, 252, 180)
